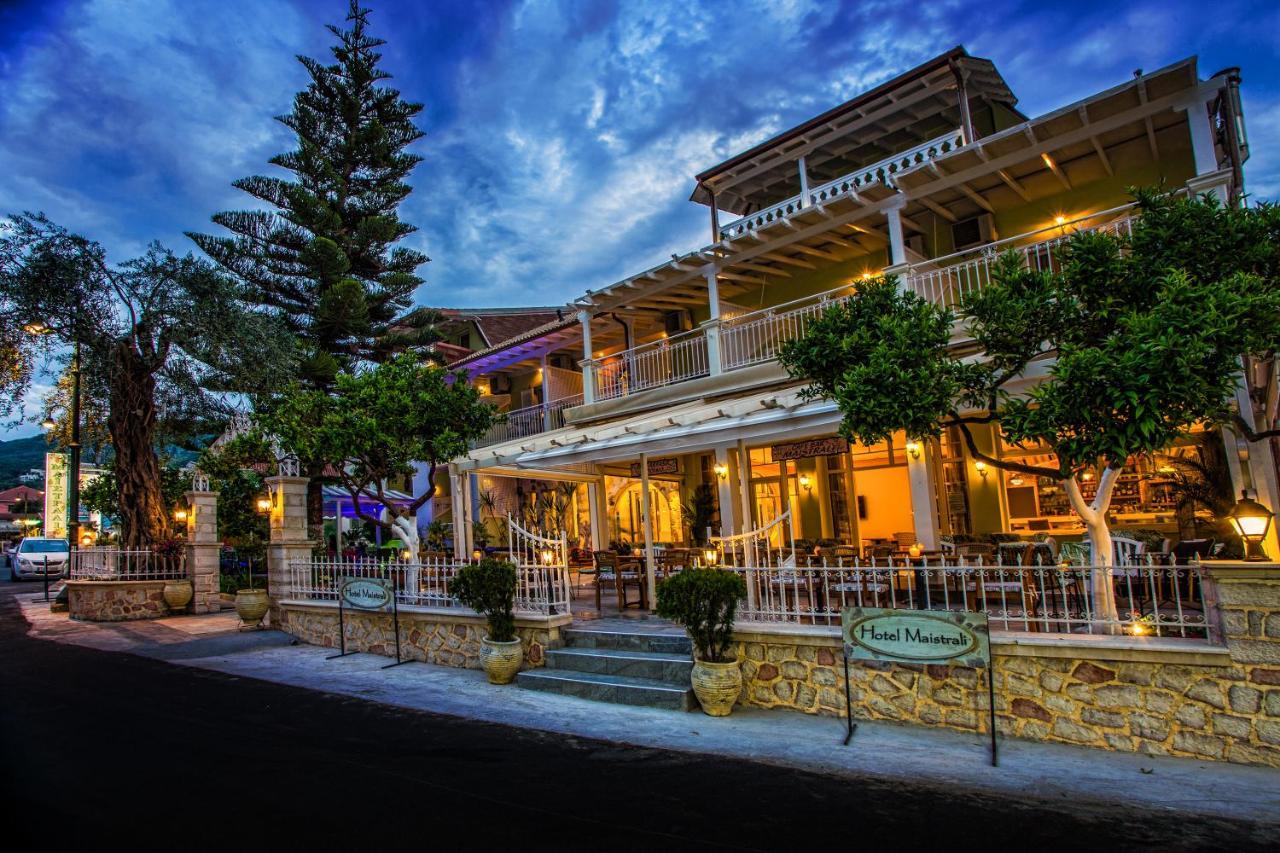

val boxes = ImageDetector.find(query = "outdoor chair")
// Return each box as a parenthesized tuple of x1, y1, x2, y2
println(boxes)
(592, 550, 644, 611)
(657, 548, 690, 578)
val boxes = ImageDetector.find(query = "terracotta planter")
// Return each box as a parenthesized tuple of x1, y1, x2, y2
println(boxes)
(479, 636, 523, 684)
(162, 579, 193, 613)
(691, 658, 742, 717)
(235, 588, 270, 629)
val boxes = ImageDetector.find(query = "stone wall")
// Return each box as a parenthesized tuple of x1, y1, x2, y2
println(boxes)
(67, 580, 170, 622)
(734, 627, 1280, 767)
(282, 603, 564, 670)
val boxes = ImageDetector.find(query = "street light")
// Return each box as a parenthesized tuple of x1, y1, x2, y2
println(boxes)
(41, 416, 56, 431)
(1226, 490, 1274, 561)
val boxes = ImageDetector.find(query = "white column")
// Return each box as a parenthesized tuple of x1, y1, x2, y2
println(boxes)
(540, 352, 554, 431)
(411, 461, 434, 539)
(1182, 97, 1219, 176)
(798, 156, 811, 206)
(737, 438, 754, 531)
(713, 445, 737, 537)
(578, 310, 596, 404)
(885, 200, 906, 267)
(906, 442, 940, 550)
(1229, 378, 1280, 558)
(639, 453, 657, 608)
(587, 480, 604, 552)
(449, 466, 467, 560)
(702, 265, 723, 376)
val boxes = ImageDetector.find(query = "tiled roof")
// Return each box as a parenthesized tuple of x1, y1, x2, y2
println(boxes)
(0, 485, 43, 503)
(437, 308, 565, 348)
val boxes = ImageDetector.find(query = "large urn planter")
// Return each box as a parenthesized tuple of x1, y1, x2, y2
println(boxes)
(691, 658, 742, 717)
(162, 579, 194, 613)
(479, 637, 524, 684)
(235, 588, 270, 629)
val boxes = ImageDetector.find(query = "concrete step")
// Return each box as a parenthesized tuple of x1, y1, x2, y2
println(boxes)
(515, 669, 697, 712)
(561, 627, 692, 655)
(545, 646, 694, 682)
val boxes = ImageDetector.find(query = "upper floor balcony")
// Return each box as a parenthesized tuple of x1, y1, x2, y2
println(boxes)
(585, 205, 1137, 405)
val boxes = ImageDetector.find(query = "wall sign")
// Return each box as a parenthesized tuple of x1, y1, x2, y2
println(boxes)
(841, 607, 989, 667)
(44, 452, 69, 540)
(629, 457, 680, 477)
(340, 577, 394, 611)
(771, 436, 849, 461)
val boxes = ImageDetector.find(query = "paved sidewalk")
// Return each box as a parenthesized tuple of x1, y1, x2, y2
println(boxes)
(19, 594, 1280, 825)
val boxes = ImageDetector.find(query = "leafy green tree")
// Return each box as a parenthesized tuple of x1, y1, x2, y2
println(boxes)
(0, 214, 293, 547)
(257, 354, 495, 540)
(189, 1, 438, 537)
(780, 191, 1280, 623)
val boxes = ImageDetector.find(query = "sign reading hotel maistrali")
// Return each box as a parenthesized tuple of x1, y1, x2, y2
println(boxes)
(628, 457, 680, 477)
(771, 436, 849, 461)
(842, 606, 989, 667)
(340, 577, 394, 611)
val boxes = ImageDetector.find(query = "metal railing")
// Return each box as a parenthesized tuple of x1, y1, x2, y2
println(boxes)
(69, 548, 188, 581)
(287, 555, 572, 617)
(593, 328, 709, 402)
(903, 206, 1137, 307)
(476, 393, 584, 448)
(719, 129, 964, 241)
(720, 285, 857, 370)
(720, 556, 1211, 639)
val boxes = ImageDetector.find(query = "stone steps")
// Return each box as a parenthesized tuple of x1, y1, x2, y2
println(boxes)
(515, 624, 696, 711)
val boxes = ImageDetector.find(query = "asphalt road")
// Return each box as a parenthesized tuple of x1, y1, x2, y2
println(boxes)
(0, 573, 1272, 851)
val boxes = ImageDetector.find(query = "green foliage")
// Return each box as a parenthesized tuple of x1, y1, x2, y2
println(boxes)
(780, 277, 962, 446)
(189, 1, 437, 390)
(79, 461, 192, 521)
(195, 435, 271, 554)
(655, 569, 747, 663)
(450, 558, 517, 642)
(424, 519, 450, 551)
(682, 483, 718, 547)
(258, 353, 496, 529)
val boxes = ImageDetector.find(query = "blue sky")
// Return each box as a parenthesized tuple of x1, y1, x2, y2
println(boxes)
(1, 0, 1278, 434)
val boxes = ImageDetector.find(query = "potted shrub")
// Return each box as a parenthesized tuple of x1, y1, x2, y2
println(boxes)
(656, 568, 748, 716)
(156, 538, 193, 613)
(451, 557, 522, 683)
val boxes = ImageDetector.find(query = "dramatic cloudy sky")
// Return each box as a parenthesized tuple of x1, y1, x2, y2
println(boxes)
(1, 0, 1278, 432)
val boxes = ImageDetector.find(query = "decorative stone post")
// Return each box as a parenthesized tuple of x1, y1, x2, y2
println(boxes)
(184, 473, 221, 614)
(265, 458, 314, 630)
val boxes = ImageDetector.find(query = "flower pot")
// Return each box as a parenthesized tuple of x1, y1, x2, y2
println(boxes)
(479, 636, 523, 684)
(162, 579, 193, 613)
(691, 658, 742, 717)
(235, 588, 270, 629)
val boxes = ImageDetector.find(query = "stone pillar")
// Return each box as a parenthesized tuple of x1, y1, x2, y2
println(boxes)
(265, 473, 313, 629)
(1202, 564, 1280, 670)
(184, 489, 221, 614)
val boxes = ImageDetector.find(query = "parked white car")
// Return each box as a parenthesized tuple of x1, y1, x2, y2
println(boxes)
(11, 537, 69, 580)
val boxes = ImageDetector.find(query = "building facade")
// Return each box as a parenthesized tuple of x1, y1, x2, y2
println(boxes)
(437, 49, 1267, 594)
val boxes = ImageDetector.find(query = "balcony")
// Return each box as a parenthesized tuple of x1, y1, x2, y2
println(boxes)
(718, 129, 964, 242)
(475, 394, 584, 449)
(587, 206, 1138, 405)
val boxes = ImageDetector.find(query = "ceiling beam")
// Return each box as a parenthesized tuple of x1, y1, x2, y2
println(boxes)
(917, 196, 958, 222)
(995, 169, 1031, 202)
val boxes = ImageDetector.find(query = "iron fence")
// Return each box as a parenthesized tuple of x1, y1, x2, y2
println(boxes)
(69, 548, 187, 581)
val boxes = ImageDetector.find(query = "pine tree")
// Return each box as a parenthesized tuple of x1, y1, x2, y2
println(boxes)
(189, 0, 436, 389)
(189, 1, 438, 537)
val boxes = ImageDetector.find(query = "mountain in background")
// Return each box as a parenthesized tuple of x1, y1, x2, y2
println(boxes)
(0, 435, 51, 489)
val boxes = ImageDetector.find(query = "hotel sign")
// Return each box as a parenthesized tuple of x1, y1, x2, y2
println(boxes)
(340, 577, 394, 611)
(771, 437, 849, 461)
(629, 457, 680, 477)
(842, 606, 989, 667)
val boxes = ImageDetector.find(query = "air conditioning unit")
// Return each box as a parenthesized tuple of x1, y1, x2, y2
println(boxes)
(663, 310, 693, 336)
(951, 214, 995, 251)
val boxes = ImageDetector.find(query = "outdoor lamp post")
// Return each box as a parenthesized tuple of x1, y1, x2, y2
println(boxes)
(702, 547, 719, 568)
(1226, 490, 1274, 561)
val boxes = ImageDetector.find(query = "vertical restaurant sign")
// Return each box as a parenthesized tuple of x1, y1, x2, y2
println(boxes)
(44, 452, 69, 539)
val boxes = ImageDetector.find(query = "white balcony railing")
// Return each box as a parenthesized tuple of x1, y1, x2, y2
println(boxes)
(593, 328, 710, 402)
(584, 208, 1138, 404)
(476, 393, 584, 448)
(903, 205, 1137, 307)
(719, 129, 964, 241)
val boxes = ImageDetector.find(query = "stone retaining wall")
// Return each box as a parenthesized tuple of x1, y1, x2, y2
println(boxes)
(734, 629, 1280, 767)
(67, 580, 170, 622)
(282, 602, 565, 670)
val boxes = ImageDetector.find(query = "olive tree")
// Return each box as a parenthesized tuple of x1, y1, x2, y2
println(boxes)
(780, 190, 1280, 622)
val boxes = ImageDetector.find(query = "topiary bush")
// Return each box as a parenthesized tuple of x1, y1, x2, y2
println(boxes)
(655, 569, 747, 663)
(451, 558, 517, 642)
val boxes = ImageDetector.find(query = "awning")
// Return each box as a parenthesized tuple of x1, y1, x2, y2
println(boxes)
(323, 485, 413, 518)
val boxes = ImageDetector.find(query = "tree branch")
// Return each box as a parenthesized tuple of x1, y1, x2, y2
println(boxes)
(952, 418, 1061, 479)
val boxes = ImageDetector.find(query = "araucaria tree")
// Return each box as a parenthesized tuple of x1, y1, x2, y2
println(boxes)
(255, 354, 495, 553)
(780, 190, 1280, 622)
(0, 214, 292, 547)
(189, 1, 437, 537)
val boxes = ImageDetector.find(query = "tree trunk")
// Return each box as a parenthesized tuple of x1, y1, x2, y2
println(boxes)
(107, 341, 168, 549)
(1064, 469, 1121, 632)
